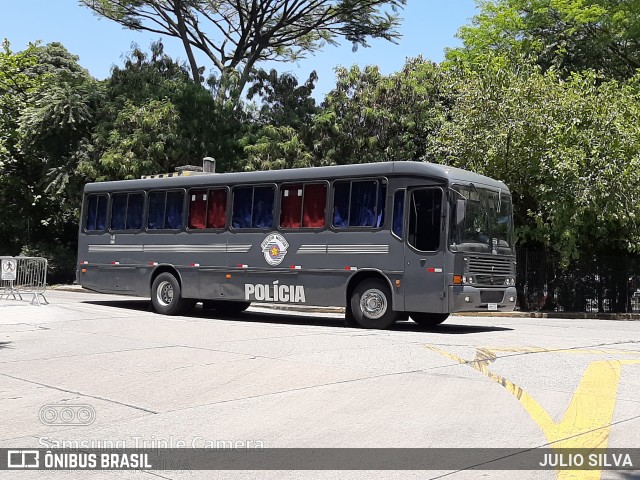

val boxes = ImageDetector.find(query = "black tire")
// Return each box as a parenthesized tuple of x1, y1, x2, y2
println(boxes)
(202, 300, 251, 314)
(410, 312, 449, 327)
(151, 272, 190, 315)
(350, 279, 398, 329)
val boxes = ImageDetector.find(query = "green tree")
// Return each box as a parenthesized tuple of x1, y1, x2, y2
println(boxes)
(247, 69, 319, 129)
(447, 0, 640, 80)
(81, 0, 406, 100)
(436, 61, 640, 266)
(80, 42, 247, 180)
(311, 58, 451, 165)
(0, 42, 99, 280)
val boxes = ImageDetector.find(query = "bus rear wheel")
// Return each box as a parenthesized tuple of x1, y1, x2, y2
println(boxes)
(202, 300, 251, 314)
(410, 312, 449, 327)
(350, 279, 398, 329)
(151, 273, 191, 315)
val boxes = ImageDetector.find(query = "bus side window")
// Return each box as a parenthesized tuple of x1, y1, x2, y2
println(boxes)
(147, 190, 184, 230)
(332, 182, 350, 228)
(232, 186, 274, 229)
(302, 183, 326, 228)
(165, 191, 184, 229)
(85, 194, 108, 231)
(232, 187, 253, 228)
(376, 182, 386, 227)
(110, 194, 128, 230)
(281, 183, 326, 229)
(408, 189, 442, 251)
(147, 192, 165, 230)
(207, 189, 227, 229)
(280, 184, 303, 228)
(189, 190, 207, 229)
(252, 186, 274, 228)
(333, 179, 385, 228)
(189, 189, 227, 230)
(110, 192, 144, 230)
(127, 193, 144, 229)
(392, 190, 404, 238)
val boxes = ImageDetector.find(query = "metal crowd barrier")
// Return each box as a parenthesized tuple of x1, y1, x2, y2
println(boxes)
(0, 256, 49, 306)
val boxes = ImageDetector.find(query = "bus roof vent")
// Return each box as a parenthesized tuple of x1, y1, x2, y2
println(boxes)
(141, 157, 217, 179)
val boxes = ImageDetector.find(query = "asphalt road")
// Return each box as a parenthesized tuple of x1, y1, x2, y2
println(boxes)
(0, 290, 639, 480)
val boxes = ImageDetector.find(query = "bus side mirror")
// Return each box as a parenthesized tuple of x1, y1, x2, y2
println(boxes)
(456, 199, 466, 226)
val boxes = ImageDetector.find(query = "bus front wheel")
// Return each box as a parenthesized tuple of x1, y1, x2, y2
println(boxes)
(410, 312, 449, 327)
(350, 279, 398, 329)
(151, 273, 191, 315)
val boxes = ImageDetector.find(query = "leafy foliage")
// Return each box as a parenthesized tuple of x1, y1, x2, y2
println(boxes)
(447, 0, 640, 80)
(436, 61, 640, 265)
(81, 0, 407, 100)
(79, 41, 247, 180)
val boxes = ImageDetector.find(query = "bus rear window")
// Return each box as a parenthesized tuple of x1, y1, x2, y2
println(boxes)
(332, 180, 386, 228)
(232, 186, 274, 229)
(110, 192, 144, 230)
(85, 194, 108, 231)
(280, 183, 326, 229)
(188, 189, 227, 229)
(147, 191, 184, 230)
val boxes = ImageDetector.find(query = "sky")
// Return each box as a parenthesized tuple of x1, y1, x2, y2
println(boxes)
(0, 1, 478, 98)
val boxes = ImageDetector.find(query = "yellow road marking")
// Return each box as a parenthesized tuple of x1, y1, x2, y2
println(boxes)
(427, 346, 640, 480)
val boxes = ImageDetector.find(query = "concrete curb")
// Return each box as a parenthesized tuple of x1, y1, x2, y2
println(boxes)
(48, 285, 640, 320)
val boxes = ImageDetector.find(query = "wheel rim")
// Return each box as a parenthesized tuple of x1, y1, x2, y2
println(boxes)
(359, 288, 387, 319)
(156, 280, 174, 307)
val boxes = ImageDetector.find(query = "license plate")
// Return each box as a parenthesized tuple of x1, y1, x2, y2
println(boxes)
(488, 303, 498, 311)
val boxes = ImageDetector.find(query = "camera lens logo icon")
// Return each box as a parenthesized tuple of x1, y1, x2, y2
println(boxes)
(39, 404, 96, 426)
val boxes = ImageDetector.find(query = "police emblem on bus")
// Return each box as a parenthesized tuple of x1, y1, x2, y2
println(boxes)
(261, 233, 289, 266)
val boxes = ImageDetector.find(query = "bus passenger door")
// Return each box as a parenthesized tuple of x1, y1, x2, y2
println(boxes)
(403, 187, 446, 314)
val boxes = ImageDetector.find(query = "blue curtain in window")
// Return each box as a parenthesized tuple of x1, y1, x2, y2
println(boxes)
(252, 186, 274, 228)
(110, 194, 127, 230)
(126, 193, 144, 229)
(332, 182, 350, 227)
(232, 187, 253, 228)
(165, 191, 184, 229)
(96, 196, 107, 230)
(392, 190, 404, 237)
(376, 183, 387, 227)
(147, 192, 165, 229)
(349, 181, 377, 227)
(86, 195, 97, 230)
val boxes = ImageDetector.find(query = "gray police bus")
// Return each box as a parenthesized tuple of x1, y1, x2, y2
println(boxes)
(77, 161, 517, 329)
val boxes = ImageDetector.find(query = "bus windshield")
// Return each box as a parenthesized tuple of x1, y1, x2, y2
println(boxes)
(449, 184, 514, 254)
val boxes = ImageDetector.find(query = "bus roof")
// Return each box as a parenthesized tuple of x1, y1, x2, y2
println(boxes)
(84, 161, 509, 193)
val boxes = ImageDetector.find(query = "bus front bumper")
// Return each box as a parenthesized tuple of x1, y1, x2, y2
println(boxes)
(448, 285, 517, 313)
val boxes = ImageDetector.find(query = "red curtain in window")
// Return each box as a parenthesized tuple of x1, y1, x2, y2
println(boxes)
(280, 184, 303, 228)
(188, 190, 207, 229)
(303, 183, 326, 227)
(207, 189, 227, 228)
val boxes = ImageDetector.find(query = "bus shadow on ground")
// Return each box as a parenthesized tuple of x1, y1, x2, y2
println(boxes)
(82, 300, 513, 334)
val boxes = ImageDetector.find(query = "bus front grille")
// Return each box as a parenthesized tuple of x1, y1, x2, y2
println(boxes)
(466, 256, 513, 276)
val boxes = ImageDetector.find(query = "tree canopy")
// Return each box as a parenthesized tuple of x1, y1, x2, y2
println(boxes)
(82, 0, 406, 100)
(446, 0, 640, 79)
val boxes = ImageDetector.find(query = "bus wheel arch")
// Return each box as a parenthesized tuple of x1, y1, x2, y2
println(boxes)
(150, 267, 193, 315)
(346, 271, 398, 329)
